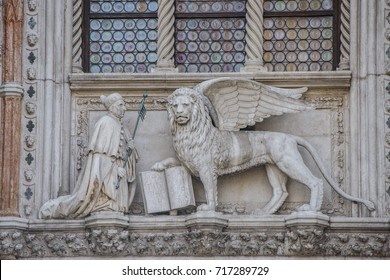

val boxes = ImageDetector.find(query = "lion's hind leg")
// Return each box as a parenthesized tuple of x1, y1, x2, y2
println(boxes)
(273, 142, 324, 212)
(253, 165, 288, 215)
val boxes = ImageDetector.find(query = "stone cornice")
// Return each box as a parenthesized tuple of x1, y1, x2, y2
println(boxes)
(1, 214, 389, 258)
(2, 215, 389, 232)
(69, 71, 352, 94)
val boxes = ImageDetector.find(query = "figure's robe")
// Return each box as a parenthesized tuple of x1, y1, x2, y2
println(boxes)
(39, 115, 137, 219)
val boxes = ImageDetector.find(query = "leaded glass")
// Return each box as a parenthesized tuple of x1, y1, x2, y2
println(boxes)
(263, 17, 333, 71)
(175, 0, 247, 73)
(264, 0, 333, 12)
(87, 0, 158, 73)
(176, 1, 246, 13)
(90, 0, 158, 14)
(263, 0, 338, 71)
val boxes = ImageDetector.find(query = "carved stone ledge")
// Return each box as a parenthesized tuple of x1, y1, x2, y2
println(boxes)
(285, 211, 330, 230)
(69, 71, 352, 93)
(85, 211, 130, 229)
(185, 212, 229, 232)
(0, 217, 389, 258)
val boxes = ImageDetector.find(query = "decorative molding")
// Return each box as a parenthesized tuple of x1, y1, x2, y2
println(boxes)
(241, 0, 267, 72)
(385, 0, 390, 217)
(153, 0, 177, 72)
(0, 216, 389, 258)
(69, 72, 353, 92)
(338, 0, 351, 70)
(20, 0, 39, 217)
(384, 80, 390, 216)
(72, 0, 83, 73)
(304, 95, 348, 215)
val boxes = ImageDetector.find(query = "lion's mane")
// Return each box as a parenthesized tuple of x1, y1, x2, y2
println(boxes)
(167, 88, 230, 174)
(168, 88, 214, 158)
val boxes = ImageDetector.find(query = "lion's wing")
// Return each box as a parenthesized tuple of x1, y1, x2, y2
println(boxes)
(194, 78, 313, 131)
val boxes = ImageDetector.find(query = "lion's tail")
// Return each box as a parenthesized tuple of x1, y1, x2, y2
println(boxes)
(293, 136, 375, 211)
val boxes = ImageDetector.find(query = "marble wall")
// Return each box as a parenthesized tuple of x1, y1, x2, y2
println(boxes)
(1, 0, 389, 259)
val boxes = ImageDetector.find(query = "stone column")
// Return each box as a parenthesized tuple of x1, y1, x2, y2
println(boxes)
(72, 0, 83, 73)
(338, 0, 351, 70)
(349, 0, 380, 217)
(241, 0, 267, 72)
(0, 0, 24, 217)
(152, 0, 177, 72)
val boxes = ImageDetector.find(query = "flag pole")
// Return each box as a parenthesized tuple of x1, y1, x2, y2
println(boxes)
(116, 93, 148, 189)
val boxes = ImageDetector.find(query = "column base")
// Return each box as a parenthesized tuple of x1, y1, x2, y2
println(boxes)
(151, 60, 178, 73)
(241, 61, 268, 73)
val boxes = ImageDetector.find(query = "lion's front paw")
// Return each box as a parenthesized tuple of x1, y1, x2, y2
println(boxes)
(151, 162, 166, 172)
(197, 204, 216, 212)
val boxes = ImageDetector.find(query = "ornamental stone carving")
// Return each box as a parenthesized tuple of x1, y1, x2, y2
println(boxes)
(25, 102, 36, 115)
(27, 68, 36, 80)
(39, 93, 138, 219)
(27, 33, 38, 47)
(152, 78, 375, 214)
(0, 228, 389, 258)
(27, 0, 37, 12)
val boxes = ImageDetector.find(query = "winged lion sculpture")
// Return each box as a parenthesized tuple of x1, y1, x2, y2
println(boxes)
(152, 78, 375, 214)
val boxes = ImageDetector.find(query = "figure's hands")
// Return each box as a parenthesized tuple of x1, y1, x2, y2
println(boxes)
(127, 139, 135, 150)
(117, 167, 126, 178)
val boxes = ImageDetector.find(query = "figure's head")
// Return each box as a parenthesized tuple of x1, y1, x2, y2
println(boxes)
(168, 88, 197, 125)
(101, 93, 126, 119)
(167, 88, 210, 136)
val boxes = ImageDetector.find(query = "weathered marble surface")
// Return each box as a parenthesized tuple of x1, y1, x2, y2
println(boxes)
(39, 93, 138, 219)
(153, 78, 374, 214)
(139, 166, 195, 214)
(0, 0, 24, 217)
(1, 214, 389, 258)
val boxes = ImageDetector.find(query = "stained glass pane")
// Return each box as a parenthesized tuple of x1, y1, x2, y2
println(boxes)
(176, 1, 246, 13)
(88, 0, 158, 73)
(263, 0, 337, 71)
(263, 17, 333, 71)
(90, 0, 158, 14)
(175, 0, 247, 73)
(264, 0, 333, 12)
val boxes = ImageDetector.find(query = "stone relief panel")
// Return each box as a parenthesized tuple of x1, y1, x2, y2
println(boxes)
(71, 85, 353, 217)
(257, 92, 350, 215)
(72, 95, 171, 214)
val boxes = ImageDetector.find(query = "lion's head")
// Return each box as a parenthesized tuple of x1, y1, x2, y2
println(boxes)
(167, 88, 210, 136)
